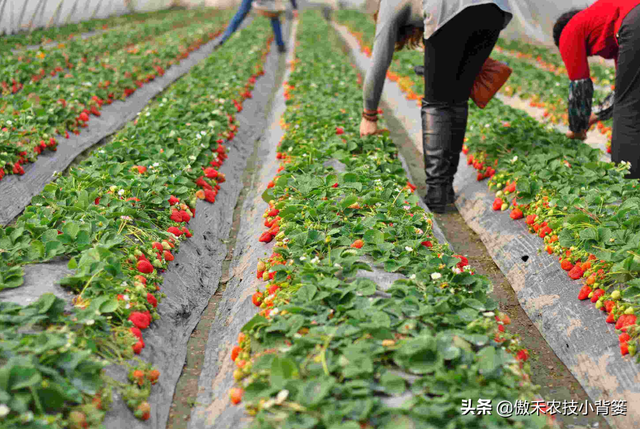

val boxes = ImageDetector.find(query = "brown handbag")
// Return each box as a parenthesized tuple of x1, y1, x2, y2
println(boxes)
(470, 57, 512, 109)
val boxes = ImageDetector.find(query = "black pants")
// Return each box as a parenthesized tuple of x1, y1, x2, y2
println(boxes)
(422, 5, 505, 104)
(612, 5, 640, 179)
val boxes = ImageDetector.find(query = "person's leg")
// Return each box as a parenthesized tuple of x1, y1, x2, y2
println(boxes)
(270, 16, 285, 51)
(611, 5, 640, 179)
(221, 0, 254, 42)
(421, 5, 504, 212)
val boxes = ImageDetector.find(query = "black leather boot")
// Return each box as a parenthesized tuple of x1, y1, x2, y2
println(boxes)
(421, 100, 468, 213)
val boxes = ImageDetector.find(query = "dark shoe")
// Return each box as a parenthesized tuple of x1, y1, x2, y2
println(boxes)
(424, 184, 447, 214)
(421, 99, 468, 209)
(447, 182, 455, 204)
(277, 44, 286, 53)
(414, 65, 424, 76)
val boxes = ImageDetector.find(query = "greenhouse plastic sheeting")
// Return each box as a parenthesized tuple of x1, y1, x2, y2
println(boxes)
(0, 0, 173, 35)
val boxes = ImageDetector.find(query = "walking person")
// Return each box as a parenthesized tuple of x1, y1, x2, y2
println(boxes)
(553, 0, 640, 179)
(360, 0, 512, 213)
(219, 0, 299, 53)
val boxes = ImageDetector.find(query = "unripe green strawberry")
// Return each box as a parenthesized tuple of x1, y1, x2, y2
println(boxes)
(629, 343, 637, 356)
(611, 290, 621, 300)
(152, 259, 163, 268)
(134, 249, 142, 257)
(496, 191, 503, 197)
(625, 307, 635, 315)
(595, 300, 603, 309)
(501, 203, 509, 211)
(162, 241, 171, 250)
(275, 232, 285, 240)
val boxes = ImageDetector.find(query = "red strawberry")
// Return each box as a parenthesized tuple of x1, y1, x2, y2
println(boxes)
(135, 165, 147, 174)
(504, 182, 516, 193)
(351, 239, 364, 249)
(163, 250, 174, 262)
(133, 341, 144, 354)
(332, 183, 339, 188)
(203, 167, 218, 179)
(268, 208, 279, 217)
(268, 284, 280, 295)
(492, 198, 503, 211)
(231, 346, 242, 361)
(620, 342, 629, 355)
(180, 210, 191, 222)
(525, 214, 537, 225)
(606, 312, 616, 323)
(168, 195, 180, 205)
(170, 210, 183, 222)
(515, 349, 529, 361)
(230, 388, 243, 405)
(152, 242, 163, 252)
(421, 240, 433, 248)
(182, 227, 192, 238)
(604, 300, 615, 313)
(510, 208, 523, 220)
(619, 333, 631, 343)
(167, 226, 183, 236)
(453, 254, 469, 270)
(252, 291, 263, 306)
(129, 312, 150, 329)
(94, 197, 100, 205)
(560, 259, 574, 271)
(577, 285, 592, 300)
(568, 264, 584, 280)
(257, 270, 264, 279)
(137, 260, 154, 274)
(259, 231, 274, 243)
(79, 112, 89, 122)
(147, 293, 158, 308)
(335, 126, 344, 135)
(147, 369, 160, 385)
(619, 314, 637, 332)
(204, 189, 216, 203)
(12, 163, 25, 175)
(590, 288, 605, 303)
(130, 327, 143, 340)
(267, 180, 275, 189)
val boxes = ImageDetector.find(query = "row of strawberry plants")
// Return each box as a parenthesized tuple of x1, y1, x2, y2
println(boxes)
(0, 12, 229, 183)
(337, 11, 640, 362)
(463, 100, 640, 360)
(495, 38, 615, 86)
(0, 18, 273, 429)
(0, 8, 222, 95)
(0, 8, 180, 52)
(226, 11, 549, 429)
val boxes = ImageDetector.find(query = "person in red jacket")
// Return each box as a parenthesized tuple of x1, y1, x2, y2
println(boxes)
(553, 0, 640, 178)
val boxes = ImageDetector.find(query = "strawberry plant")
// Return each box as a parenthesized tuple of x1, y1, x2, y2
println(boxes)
(0, 12, 231, 181)
(338, 11, 640, 362)
(0, 16, 273, 428)
(228, 11, 549, 429)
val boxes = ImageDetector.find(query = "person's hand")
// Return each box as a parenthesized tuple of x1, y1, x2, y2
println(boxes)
(588, 113, 599, 129)
(566, 130, 587, 140)
(360, 118, 378, 137)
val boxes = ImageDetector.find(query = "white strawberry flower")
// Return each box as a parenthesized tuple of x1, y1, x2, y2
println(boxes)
(405, 246, 413, 252)
(431, 272, 442, 280)
(0, 404, 10, 417)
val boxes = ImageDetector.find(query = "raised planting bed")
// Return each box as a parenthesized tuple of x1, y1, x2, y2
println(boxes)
(207, 11, 553, 429)
(0, 10, 231, 189)
(0, 17, 277, 429)
(332, 12, 640, 429)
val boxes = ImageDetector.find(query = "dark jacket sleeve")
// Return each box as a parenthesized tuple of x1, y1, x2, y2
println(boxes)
(290, 0, 297, 9)
(568, 78, 593, 133)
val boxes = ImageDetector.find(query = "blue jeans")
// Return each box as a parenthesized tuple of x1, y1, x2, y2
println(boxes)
(221, 0, 284, 47)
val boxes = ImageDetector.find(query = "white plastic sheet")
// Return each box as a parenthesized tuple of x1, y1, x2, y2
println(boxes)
(0, 0, 174, 35)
